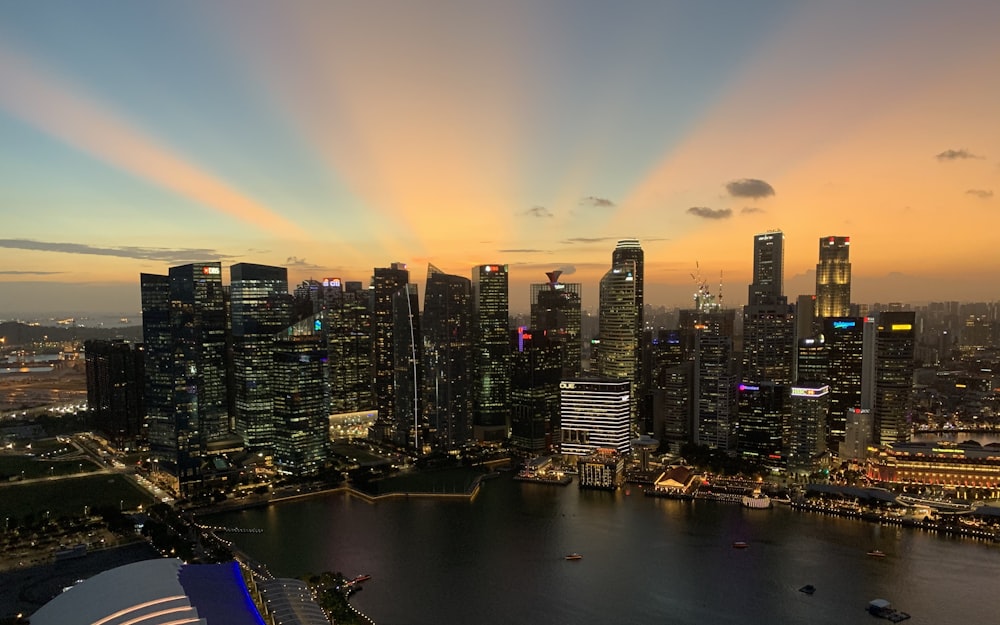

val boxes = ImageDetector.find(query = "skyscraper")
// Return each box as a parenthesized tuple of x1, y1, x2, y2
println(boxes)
(84, 339, 144, 450)
(472, 264, 510, 442)
(230, 263, 291, 451)
(823, 316, 865, 448)
(323, 279, 373, 416)
(530, 271, 582, 378)
(737, 381, 785, 467)
(510, 327, 562, 454)
(611, 238, 644, 354)
(140, 263, 228, 495)
(597, 255, 639, 432)
(815, 236, 851, 318)
(873, 311, 916, 445)
(747, 230, 784, 306)
(271, 321, 330, 477)
(687, 308, 738, 451)
(371, 263, 411, 442)
(787, 383, 830, 467)
(559, 378, 632, 456)
(392, 282, 422, 448)
(423, 265, 473, 448)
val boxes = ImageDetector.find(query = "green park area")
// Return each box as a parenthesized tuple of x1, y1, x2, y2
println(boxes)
(0, 455, 100, 482)
(0, 473, 154, 525)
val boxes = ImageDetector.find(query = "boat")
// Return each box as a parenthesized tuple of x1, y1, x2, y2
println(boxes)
(732, 541, 749, 549)
(867, 549, 886, 558)
(741, 492, 772, 509)
(564, 553, 583, 560)
(352, 574, 372, 583)
(799, 584, 816, 595)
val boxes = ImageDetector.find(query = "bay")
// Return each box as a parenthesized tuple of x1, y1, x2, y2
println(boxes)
(210, 474, 1000, 624)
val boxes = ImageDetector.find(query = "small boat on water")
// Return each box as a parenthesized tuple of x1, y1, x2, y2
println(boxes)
(867, 549, 886, 558)
(564, 553, 583, 560)
(799, 584, 816, 595)
(353, 574, 372, 583)
(732, 541, 749, 549)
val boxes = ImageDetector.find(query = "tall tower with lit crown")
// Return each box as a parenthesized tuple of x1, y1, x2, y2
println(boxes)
(815, 236, 851, 318)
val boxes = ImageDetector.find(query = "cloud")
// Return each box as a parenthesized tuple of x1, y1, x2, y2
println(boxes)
(936, 149, 983, 161)
(561, 237, 616, 245)
(579, 196, 616, 209)
(725, 178, 775, 199)
(965, 189, 993, 199)
(556, 265, 577, 275)
(285, 256, 323, 269)
(0, 270, 64, 275)
(0, 239, 228, 262)
(522, 206, 553, 218)
(741, 207, 765, 214)
(498, 248, 548, 254)
(687, 207, 732, 220)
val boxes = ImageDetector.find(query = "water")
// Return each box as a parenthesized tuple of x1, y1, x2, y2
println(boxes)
(211, 475, 1000, 624)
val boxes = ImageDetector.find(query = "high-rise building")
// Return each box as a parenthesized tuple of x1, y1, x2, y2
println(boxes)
(530, 271, 582, 378)
(271, 323, 330, 476)
(612, 240, 644, 414)
(84, 339, 145, 450)
(737, 381, 785, 467)
(322, 279, 373, 416)
(472, 264, 510, 441)
(823, 317, 865, 448)
(371, 263, 411, 442)
(510, 327, 562, 454)
(747, 230, 784, 306)
(423, 265, 473, 449)
(140, 263, 229, 495)
(815, 236, 851, 318)
(597, 255, 639, 431)
(230, 263, 291, 451)
(392, 282, 422, 448)
(787, 383, 830, 467)
(559, 378, 632, 456)
(687, 308, 738, 451)
(873, 311, 916, 445)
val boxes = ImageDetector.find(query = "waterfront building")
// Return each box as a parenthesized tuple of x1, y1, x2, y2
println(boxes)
(322, 279, 374, 416)
(868, 440, 1000, 495)
(559, 378, 631, 456)
(531, 271, 582, 378)
(422, 265, 473, 449)
(815, 236, 851, 319)
(840, 408, 873, 460)
(370, 263, 411, 443)
(510, 327, 562, 454)
(84, 339, 144, 450)
(737, 381, 786, 467)
(655, 361, 692, 453)
(577, 447, 625, 490)
(272, 319, 330, 476)
(597, 254, 639, 431)
(472, 264, 511, 441)
(872, 311, 916, 445)
(611, 239, 646, 428)
(140, 263, 229, 496)
(787, 383, 830, 468)
(685, 308, 738, 451)
(230, 263, 291, 451)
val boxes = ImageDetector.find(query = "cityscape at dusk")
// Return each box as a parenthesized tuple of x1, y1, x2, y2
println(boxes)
(2, 0, 999, 317)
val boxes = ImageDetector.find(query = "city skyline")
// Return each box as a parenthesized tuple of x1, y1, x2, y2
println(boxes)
(1, 1, 999, 316)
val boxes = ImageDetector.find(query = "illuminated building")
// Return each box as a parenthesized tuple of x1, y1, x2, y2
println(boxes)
(743, 231, 794, 385)
(747, 230, 784, 305)
(472, 263, 510, 441)
(322, 279, 374, 416)
(840, 408, 873, 460)
(140, 263, 228, 496)
(868, 441, 1000, 493)
(510, 327, 562, 454)
(737, 381, 786, 467)
(531, 271, 582, 378)
(272, 319, 329, 476)
(422, 265, 473, 448)
(796, 335, 828, 385)
(823, 316, 865, 448)
(815, 236, 851, 318)
(597, 255, 639, 431)
(392, 282, 422, 448)
(84, 339, 144, 450)
(230, 263, 291, 451)
(787, 383, 830, 467)
(577, 447, 625, 490)
(559, 378, 631, 456)
(370, 263, 410, 442)
(688, 308, 738, 451)
(873, 311, 916, 445)
(611, 239, 646, 428)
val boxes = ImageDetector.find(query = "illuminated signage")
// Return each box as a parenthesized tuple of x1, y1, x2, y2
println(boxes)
(314, 319, 322, 331)
(560, 382, 576, 390)
(739, 384, 760, 392)
(832, 320, 856, 329)
(891, 324, 912, 331)
(791, 385, 829, 397)
(201, 266, 220, 275)
(321, 277, 342, 288)
(484, 265, 503, 273)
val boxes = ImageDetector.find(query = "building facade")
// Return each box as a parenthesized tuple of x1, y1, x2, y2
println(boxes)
(559, 378, 631, 456)
(472, 264, 510, 441)
(815, 236, 851, 319)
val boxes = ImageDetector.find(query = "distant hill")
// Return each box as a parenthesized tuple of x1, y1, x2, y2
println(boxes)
(0, 321, 143, 346)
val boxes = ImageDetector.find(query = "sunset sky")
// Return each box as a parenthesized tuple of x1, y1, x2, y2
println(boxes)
(1, 1, 998, 317)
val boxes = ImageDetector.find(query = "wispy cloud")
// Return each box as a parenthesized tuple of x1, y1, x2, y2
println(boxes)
(725, 179, 775, 199)
(936, 149, 983, 161)
(561, 237, 616, 245)
(498, 248, 548, 254)
(741, 207, 765, 214)
(0, 239, 228, 262)
(965, 189, 993, 199)
(0, 270, 64, 275)
(579, 196, 616, 209)
(687, 207, 732, 220)
(522, 206, 553, 218)
(285, 256, 323, 270)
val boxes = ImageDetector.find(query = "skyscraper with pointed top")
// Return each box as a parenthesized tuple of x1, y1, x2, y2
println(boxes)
(531, 271, 582, 379)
